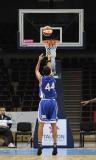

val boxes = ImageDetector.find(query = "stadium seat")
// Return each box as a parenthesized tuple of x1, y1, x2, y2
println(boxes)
(15, 122, 33, 147)
(80, 121, 96, 147)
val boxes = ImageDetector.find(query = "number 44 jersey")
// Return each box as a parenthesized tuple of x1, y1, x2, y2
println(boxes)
(39, 75, 57, 99)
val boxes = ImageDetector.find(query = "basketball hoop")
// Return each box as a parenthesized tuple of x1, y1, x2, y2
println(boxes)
(42, 39, 60, 57)
(42, 26, 53, 36)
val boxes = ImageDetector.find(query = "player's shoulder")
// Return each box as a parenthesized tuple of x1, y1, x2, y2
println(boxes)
(43, 75, 54, 79)
(42, 75, 55, 82)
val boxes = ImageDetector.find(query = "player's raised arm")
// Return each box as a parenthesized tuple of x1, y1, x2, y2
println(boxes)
(35, 54, 44, 82)
(47, 53, 52, 70)
(81, 100, 90, 106)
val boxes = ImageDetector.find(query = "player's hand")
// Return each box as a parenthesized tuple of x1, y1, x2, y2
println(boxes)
(81, 100, 89, 106)
(39, 53, 44, 61)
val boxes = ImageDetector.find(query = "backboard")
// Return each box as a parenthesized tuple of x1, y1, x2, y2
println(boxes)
(18, 9, 84, 48)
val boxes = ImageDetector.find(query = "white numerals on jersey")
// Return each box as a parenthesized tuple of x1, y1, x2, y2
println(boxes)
(45, 82, 55, 91)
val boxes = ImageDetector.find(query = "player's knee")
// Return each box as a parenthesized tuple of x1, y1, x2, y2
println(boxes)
(51, 123, 57, 129)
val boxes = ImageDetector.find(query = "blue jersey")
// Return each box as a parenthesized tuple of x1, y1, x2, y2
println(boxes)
(39, 76, 57, 99)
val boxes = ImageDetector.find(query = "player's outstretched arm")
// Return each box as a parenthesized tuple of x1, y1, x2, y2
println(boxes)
(35, 53, 44, 82)
(81, 100, 90, 106)
(81, 97, 96, 106)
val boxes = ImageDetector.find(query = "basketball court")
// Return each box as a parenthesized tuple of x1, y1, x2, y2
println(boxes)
(0, 148, 96, 160)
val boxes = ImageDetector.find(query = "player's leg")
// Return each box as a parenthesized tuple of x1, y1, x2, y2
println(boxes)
(37, 121, 44, 155)
(37, 100, 45, 155)
(38, 122, 44, 143)
(51, 123, 57, 144)
(50, 99, 58, 155)
(51, 123, 57, 155)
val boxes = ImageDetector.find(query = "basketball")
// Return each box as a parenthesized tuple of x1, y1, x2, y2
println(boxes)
(42, 26, 53, 36)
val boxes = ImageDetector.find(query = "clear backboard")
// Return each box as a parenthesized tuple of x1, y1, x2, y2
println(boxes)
(18, 9, 84, 48)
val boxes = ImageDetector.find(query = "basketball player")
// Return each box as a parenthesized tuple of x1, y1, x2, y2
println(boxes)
(81, 97, 96, 106)
(35, 53, 58, 156)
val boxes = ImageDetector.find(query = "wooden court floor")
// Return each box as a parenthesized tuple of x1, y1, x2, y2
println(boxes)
(0, 148, 96, 160)
(0, 155, 96, 160)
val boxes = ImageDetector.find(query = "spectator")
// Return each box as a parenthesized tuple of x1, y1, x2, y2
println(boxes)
(0, 105, 15, 147)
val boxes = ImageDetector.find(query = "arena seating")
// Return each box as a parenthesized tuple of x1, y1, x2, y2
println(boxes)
(0, 58, 39, 111)
(0, 56, 96, 116)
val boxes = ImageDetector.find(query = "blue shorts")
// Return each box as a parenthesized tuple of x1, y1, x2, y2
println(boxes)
(38, 99, 58, 123)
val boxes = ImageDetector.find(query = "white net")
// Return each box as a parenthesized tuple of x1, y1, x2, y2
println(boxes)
(45, 45, 57, 75)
